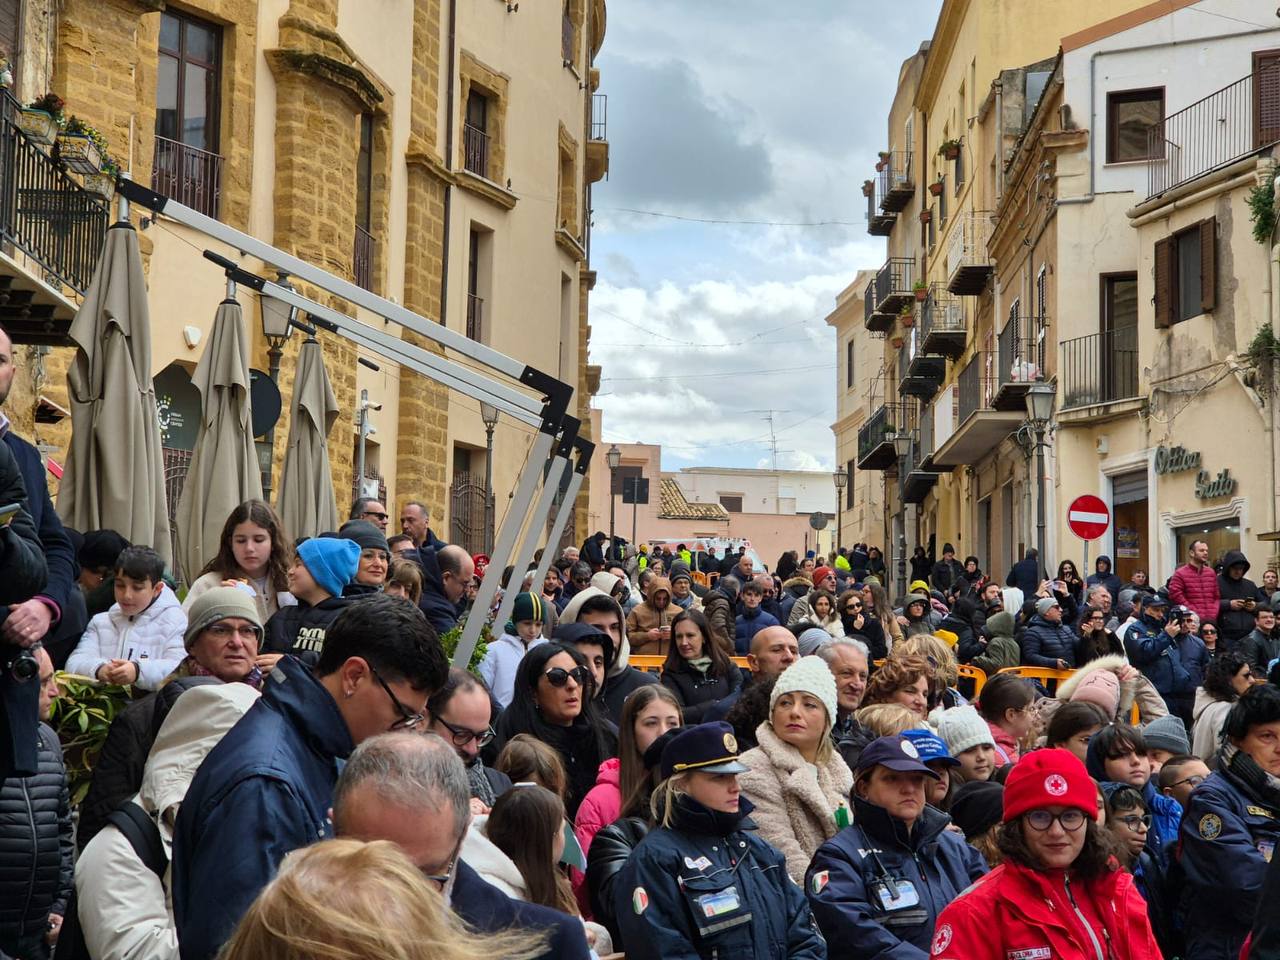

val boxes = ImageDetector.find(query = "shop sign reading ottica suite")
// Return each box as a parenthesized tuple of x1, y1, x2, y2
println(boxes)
(1153, 444, 1237, 500)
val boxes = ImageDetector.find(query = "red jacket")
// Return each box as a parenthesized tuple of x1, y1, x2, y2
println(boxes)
(1168, 562, 1220, 626)
(930, 860, 1162, 960)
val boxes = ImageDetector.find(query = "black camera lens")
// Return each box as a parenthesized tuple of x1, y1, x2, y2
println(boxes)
(7, 651, 38, 683)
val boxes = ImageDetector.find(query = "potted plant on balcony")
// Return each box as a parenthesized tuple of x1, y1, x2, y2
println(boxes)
(83, 153, 119, 200)
(918, 208, 932, 225)
(938, 138, 962, 160)
(899, 304, 915, 328)
(912, 279, 927, 301)
(18, 92, 64, 146)
(862, 179, 875, 198)
(875, 150, 890, 172)
(928, 178, 944, 197)
(57, 116, 106, 175)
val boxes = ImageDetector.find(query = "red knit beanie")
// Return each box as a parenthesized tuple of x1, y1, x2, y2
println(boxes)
(1002, 748, 1097, 823)
(814, 566, 834, 584)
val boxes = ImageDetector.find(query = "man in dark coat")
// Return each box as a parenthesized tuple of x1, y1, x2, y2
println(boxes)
(1217, 549, 1263, 651)
(418, 544, 475, 635)
(581, 531, 608, 571)
(1085, 555, 1123, 605)
(0, 645, 72, 959)
(930, 542, 965, 594)
(173, 595, 448, 960)
(1006, 546, 1041, 597)
(1020, 596, 1077, 668)
(334, 731, 589, 960)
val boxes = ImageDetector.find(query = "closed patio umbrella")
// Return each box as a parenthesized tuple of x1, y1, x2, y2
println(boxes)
(58, 221, 171, 568)
(276, 336, 339, 541)
(174, 290, 263, 582)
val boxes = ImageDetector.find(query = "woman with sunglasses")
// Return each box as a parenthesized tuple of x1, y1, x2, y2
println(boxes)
(488, 643, 618, 818)
(838, 589, 887, 661)
(931, 749, 1162, 960)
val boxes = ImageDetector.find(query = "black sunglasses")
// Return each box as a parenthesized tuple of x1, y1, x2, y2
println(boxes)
(544, 666, 591, 688)
(361, 510, 389, 522)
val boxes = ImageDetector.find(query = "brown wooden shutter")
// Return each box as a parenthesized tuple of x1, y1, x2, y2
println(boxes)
(1200, 217, 1216, 313)
(1154, 236, 1174, 328)
(1254, 50, 1280, 148)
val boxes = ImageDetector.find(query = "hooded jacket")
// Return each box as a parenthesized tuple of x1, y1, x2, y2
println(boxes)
(738, 722, 853, 882)
(261, 595, 352, 668)
(624, 578, 677, 657)
(970, 610, 1020, 674)
(172, 656, 356, 960)
(0, 723, 71, 955)
(1033, 654, 1167, 735)
(464, 815, 529, 900)
(1020, 612, 1078, 668)
(479, 629, 546, 710)
(930, 859, 1161, 960)
(805, 795, 988, 959)
(75, 684, 260, 960)
(417, 547, 462, 635)
(559, 586, 657, 724)
(1216, 549, 1262, 645)
(1085, 556, 1123, 602)
(67, 585, 188, 690)
(452, 858, 591, 960)
(700, 583, 739, 656)
(1168, 560, 1221, 627)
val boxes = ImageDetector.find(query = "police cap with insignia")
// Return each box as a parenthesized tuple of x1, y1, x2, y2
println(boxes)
(660, 721, 751, 781)
(855, 734, 941, 780)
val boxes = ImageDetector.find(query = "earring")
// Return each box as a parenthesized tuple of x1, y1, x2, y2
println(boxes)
(346, 689, 354, 698)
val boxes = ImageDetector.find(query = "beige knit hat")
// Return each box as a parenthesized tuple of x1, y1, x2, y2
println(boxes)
(184, 585, 263, 650)
(769, 655, 838, 725)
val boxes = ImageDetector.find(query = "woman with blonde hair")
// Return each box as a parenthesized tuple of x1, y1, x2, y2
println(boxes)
(853, 702, 920, 738)
(219, 839, 545, 960)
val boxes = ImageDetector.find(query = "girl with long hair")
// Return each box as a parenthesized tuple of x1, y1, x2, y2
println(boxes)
(660, 609, 742, 722)
(865, 581, 902, 650)
(183, 500, 293, 622)
(486, 785, 578, 916)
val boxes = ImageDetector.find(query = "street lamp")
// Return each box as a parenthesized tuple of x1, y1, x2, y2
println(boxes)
(480, 401, 499, 554)
(606, 444, 621, 549)
(891, 431, 913, 598)
(832, 466, 847, 556)
(258, 272, 297, 500)
(1024, 381, 1056, 567)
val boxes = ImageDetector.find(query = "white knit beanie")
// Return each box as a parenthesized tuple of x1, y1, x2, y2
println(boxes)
(769, 655, 838, 726)
(937, 705, 996, 756)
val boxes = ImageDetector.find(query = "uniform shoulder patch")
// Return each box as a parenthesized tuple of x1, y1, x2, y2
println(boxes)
(931, 923, 952, 955)
(811, 870, 829, 895)
(1198, 813, 1223, 840)
(632, 886, 649, 914)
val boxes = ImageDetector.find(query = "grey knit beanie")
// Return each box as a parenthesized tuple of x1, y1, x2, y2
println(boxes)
(184, 585, 263, 650)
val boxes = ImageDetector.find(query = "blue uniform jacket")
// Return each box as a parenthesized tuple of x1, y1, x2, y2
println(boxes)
(805, 796, 988, 960)
(172, 656, 355, 960)
(453, 859, 590, 960)
(1124, 613, 1199, 696)
(615, 796, 826, 960)
(1178, 767, 1280, 960)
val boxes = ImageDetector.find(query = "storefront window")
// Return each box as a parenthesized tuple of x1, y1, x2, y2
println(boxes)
(1175, 518, 1240, 568)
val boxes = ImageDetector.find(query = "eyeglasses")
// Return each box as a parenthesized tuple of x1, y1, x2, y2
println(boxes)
(370, 665, 425, 730)
(1117, 814, 1152, 830)
(205, 623, 260, 641)
(1025, 809, 1087, 832)
(420, 838, 463, 888)
(434, 715, 495, 747)
(361, 510, 389, 522)
(1168, 774, 1206, 789)
(544, 666, 591, 688)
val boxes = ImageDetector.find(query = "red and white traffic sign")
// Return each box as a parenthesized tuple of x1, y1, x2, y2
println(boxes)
(1067, 495, 1110, 541)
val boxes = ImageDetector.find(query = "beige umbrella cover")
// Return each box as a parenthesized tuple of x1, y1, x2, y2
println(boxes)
(174, 297, 263, 582)
(58, 223, 172, 568)
(276, 336, 339, 540)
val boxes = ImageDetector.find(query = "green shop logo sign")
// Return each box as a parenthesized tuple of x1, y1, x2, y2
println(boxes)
(1154, 445, 1236, 500)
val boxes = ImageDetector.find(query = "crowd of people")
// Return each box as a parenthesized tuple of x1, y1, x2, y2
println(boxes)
(2, 405, 1280, 960)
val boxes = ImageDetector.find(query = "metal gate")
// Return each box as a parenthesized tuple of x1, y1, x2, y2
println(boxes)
(163, 447, 193, 583)
(449, 472, 489, 555)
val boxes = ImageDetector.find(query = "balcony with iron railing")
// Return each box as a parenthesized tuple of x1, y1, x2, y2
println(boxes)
(946, 210, 994, 295)
(856, 401, 901, 471)
(930, 352, 1023, 467)
(463, 123, 490, 179)
(899, 325, 944, 399)
(152, 135, 223, 220)
(919, 283, 966, 358)
(902, 400, 940, 504)
(353, 224, 375, 292)
(587, 93, 609, 183)
(1146, 62, 1280, 200)
(863, 278, 877, 330)
(877, 150, 915, 213)
(868, 257, 914, 332)
(993, 318, 1046, 411)
(864, 176, 895, 237)
(0, 89, 110, 343)
(1060, 327, 1140, 412)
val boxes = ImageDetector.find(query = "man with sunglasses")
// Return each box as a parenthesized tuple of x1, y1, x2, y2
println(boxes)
(172, 595, 449, 960)
(333, 732, 589, 960)
(426, 667, 509, 810)
(349, 496, 390, 533)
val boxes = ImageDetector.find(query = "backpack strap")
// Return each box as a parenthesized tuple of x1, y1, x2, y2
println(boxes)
(106, 801, 168, 878)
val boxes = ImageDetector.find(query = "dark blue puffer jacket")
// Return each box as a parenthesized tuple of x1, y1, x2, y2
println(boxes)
(1020, 613, 1078, 668)
(805, 795, 987, 959)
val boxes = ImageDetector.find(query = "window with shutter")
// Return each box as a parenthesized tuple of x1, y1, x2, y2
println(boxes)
(1153, 236, 1173, 329)
(1199, 216, 1216, 312)
(1253, 50, 1280, 149)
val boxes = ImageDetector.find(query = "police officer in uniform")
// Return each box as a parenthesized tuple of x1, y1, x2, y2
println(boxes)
(804, 735, 987, 957)
(1179, 685, 1280, 960)
(614, 721, 826, 960)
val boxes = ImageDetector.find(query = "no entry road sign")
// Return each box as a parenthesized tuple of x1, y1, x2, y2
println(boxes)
(1067, 495, 1110, 541)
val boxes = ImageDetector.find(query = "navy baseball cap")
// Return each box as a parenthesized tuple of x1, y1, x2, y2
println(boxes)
(1145, 593, 1169, 608)
(855, 735, 941, 780)
(660, 722, 750, 781)
(901, 729, 960, 767)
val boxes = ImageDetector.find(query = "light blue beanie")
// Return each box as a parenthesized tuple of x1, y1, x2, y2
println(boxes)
(297, 537, 360, 598)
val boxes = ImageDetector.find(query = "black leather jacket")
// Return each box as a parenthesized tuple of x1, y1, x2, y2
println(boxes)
(585, 816, 650, 944)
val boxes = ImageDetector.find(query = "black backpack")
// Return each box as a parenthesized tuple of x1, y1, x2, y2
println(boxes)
(55, 802, 168, 960)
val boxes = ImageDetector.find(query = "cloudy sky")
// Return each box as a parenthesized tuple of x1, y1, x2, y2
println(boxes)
(590, 0, 943, 472)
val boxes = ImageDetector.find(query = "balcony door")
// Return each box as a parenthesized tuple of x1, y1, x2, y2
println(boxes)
(155, 11, 222, 217)
(1101, 273, 1138, 404)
